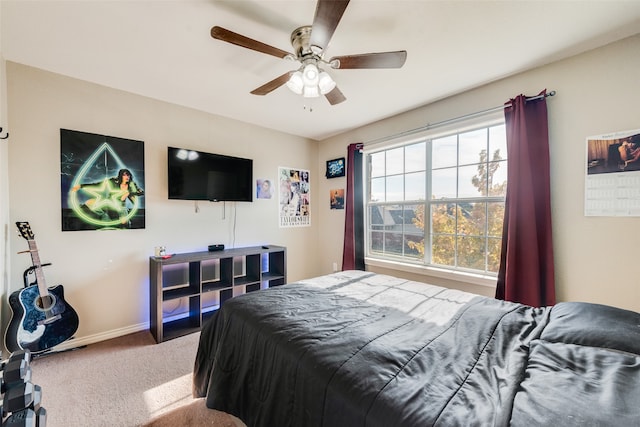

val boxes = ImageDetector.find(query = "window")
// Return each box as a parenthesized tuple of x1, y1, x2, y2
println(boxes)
(366, 122, 507, 276)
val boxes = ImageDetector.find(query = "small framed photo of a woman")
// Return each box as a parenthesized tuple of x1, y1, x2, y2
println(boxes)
(326, 157, 345, 178)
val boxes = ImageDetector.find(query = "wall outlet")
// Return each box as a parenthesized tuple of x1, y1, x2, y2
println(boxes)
(332, 262, 338, 272)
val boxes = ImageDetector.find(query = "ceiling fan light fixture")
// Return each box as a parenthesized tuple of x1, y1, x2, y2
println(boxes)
(318, 71, 336, 95)
(303, 85, 320, 98)
(286, 71, 304, 95)
(302, 63, 320, 85)
(286, 63, 335, 98)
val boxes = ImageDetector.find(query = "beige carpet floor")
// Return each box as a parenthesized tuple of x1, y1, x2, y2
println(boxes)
(29, 331, 246, 427)
(141, 398, 241, 427)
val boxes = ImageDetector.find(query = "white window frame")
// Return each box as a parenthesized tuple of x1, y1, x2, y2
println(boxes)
(363, 113, 506, 287)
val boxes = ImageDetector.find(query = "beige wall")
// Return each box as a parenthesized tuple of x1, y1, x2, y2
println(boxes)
(318, 34, 640, 313)
(3, 34, 640, 352)
(3, 62, 320, 349)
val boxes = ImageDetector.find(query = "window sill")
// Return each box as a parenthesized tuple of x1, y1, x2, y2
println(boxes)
(364, 257, 498, 289)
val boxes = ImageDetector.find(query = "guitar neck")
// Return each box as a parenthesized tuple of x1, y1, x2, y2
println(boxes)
(27, 239, 49, 295)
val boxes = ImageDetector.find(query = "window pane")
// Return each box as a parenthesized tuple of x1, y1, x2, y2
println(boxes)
(432, 168, 456, 199)
(404, 204, 423, 234)
(384, 233, 403, 255)
(370, 205, 384, 225)
(385, 205, 404, 231)
(431, 234, 455, 267)
(405, 142, 426, 173)
(386, 175, 404, 202)
(487, 202, 505, 237)
(489, 124, 507, 157)
(386, 148, 404, 175)
(370, 177, 385, 202)
(432, 135, 457, 169)
(371, 152, 385, 177)
(370, 231, 383, 252)
(487, 237, 501, 273)
(431, 203, 455, 234)
(457, 202, 486, 237)
(457, 236, 486, 270)
(459, 128, 487, 166)
(488, 160, 507, 197)
(458, 164, 483, 198)
(404, 234, 423, 258)
(402, 204, 425, 257)
(405, 171, 425, 201)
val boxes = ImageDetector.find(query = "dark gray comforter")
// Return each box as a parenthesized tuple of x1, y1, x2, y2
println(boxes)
(193, 271, 640, 426)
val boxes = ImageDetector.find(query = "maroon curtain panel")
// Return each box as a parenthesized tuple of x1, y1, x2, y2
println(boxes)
(342, 143, 365, 271)
(495, 90, 556, 307)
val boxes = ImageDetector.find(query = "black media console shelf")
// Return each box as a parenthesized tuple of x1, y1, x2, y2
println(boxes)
(149, 245, 286, 343)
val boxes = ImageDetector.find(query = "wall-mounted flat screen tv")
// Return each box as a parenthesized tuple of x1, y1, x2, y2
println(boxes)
(168, 147, 253, 202)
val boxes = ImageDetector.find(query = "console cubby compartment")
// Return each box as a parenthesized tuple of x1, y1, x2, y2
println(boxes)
(150, 245, 286, 343)
(157, 295, 201, 342)
(264, 251, 286, 277)
(201, 258, 233, 292)
(246, 283, 262, 293)
(220, 288, 234, 305)
(265, 277, 286, 287)
(202, 309, 217, 325)
(162, 317, 202, 341)
(233, 254, 261, 286)
(262, 251, 286, 287)
(161, 263, 191, 291)
(200, 290, 223, 325)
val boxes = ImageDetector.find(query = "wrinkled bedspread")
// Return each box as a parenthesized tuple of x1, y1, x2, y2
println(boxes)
(193, 271, 640, 427)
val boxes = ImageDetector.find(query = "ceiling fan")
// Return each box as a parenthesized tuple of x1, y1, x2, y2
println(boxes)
(211, 0, 407, 105)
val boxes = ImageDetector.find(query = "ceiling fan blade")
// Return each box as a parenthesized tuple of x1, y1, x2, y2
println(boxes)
(211, 26, 291, 59)
(325, 86, 346, 105)
(330, 51, 407, 69)
(250, 72, 293, 96)
(309, 0, 350, 51)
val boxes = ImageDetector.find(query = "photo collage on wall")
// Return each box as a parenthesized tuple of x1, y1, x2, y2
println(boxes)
(60, 129, 145, 231)
(279, 167, 310, 227)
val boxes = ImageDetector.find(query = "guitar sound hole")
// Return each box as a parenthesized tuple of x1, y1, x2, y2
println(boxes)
(35, 294, 57, 312)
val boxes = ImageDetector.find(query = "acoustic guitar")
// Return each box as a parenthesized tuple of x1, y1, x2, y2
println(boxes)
(5, 222, 79, 353)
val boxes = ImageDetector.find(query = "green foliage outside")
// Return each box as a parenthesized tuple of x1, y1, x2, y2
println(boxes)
(407, 149, 506, 272)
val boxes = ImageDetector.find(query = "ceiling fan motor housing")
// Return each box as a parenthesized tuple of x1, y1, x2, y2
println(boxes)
(291, 26, 321, 60)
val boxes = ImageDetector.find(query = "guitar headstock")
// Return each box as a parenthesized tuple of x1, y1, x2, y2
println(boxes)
(16, 222, 34, 241)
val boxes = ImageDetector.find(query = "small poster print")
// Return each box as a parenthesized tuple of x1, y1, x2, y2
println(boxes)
(257, 178, 273, 199)
(330, 189, 344, 209)
(326, 157, 345, 178)
(279, 167, 310, 227)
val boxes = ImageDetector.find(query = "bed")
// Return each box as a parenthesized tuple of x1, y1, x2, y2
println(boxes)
(192, 270, 640, 426)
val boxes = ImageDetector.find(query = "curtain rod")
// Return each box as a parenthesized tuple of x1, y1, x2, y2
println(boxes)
(363, 90, 556, 148)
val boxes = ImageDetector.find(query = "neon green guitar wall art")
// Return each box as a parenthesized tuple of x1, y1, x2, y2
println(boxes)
(68, 142, 143, 229)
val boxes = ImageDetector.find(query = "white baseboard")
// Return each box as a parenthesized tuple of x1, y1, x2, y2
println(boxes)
(52, 321, 150, 352)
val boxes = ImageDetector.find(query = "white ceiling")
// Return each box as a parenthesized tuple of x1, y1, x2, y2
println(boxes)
(3, 1, 640, 141)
